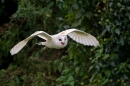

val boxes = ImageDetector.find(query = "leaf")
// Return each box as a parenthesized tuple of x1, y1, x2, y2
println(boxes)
(101, 29, 107, 36)
(12, 14, 17, 18)
(72, 3, 79, 9)
(46, 0, 51, 3)
(101, 79, 109, 85)
(72, 18, 83, 27)
(110, 62, 115, 66)
(103, 0, 107, 3)
(105, 70, 111, 78)
(47, 2, 54, 8)
(127, 7, 130, 10)
(68, 44, 76, 59)
(120, 37, 124, 45)
(58, 62, 64, 72)
(95, 64, 100, 70)
(89, 72, 96, 82)
(1, 0, 5, 3)
(58, 3, 62, 9)
(85, 11, 92, 20)
(115, 29, 120, 35)
(103, 54, 109, 60)
(109, 2, 113, 7)
(75, 67, 80, 74)
(106, 25, 110, 31)
(123, 74, 128, 79)
(63, 2, 67, 8)
(75, 11, 82, 19)
(95, 53, 101, 58)
(62, 68, 69, 74)
(114, 11, 117, 16)
(53, 60, 60, 72)
(88, 65, 95, 72)
(46, 61, 52, 72)
(56, 76, 65, 82)
(66, 76, 74, 86)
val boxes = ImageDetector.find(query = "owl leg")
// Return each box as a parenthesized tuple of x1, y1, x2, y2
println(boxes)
(36, 42, 45, 45)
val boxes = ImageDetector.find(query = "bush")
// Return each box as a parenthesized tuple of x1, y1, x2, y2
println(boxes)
(0, 0, 130, 86)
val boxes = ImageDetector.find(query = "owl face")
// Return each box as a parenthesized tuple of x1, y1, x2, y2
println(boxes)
(56, 35, 68, 47)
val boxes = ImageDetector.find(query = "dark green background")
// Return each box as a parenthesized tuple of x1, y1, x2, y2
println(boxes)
(0, 0, 130, 85)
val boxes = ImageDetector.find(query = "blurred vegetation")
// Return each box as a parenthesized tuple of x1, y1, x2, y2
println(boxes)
(0, 0, 130, 86)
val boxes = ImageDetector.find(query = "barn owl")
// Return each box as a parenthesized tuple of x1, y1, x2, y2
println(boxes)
(10, 29, 100, 55)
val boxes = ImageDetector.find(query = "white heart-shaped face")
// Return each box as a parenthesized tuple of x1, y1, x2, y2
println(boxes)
(55, 35, 68, 48)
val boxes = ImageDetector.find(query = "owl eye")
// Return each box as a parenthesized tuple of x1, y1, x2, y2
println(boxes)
(59, 39, 62, 41)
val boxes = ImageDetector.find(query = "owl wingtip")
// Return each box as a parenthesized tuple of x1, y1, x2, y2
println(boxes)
(10, 49, 15, 55)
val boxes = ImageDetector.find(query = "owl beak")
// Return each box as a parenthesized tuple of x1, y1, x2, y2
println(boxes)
(61, 42, 64, 45)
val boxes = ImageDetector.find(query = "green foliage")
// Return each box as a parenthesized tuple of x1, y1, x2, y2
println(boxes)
(0, 0, 130, 86)
(89, 0, 130, 85)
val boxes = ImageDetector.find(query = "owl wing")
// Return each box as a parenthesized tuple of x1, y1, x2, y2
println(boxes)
(10, 31, 52, 55)
(59, 29, 100, 46)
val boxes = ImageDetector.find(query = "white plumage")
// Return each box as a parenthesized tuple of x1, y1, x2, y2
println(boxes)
(10, 29, 100, 55)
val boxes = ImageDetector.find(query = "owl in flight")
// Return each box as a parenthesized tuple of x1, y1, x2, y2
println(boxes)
(10, 29, 100, 55)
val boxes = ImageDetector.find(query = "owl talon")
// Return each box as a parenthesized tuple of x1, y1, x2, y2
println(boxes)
(36, 42, 45, 45)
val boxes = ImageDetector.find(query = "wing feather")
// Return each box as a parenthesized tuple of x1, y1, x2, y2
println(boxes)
(89, 38, 95, 46)
(88, 37, 93, 46)
(83, 37, 89, 45)
(90, 35, 99, 46)
(63, 29, 100, 46)
(10, 31, 52, 55)
(86, 37, 91, 46)
(83, 37, 87, 45)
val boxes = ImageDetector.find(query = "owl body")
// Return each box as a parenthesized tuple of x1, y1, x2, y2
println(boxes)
(45, 34, 68, 49)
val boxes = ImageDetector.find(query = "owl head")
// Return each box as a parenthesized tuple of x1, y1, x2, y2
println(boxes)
(55, 35, 68, 48)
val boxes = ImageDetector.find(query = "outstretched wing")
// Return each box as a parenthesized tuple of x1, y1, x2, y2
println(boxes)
(60, 29, 100, 46)
(10, 31, 52, 55)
